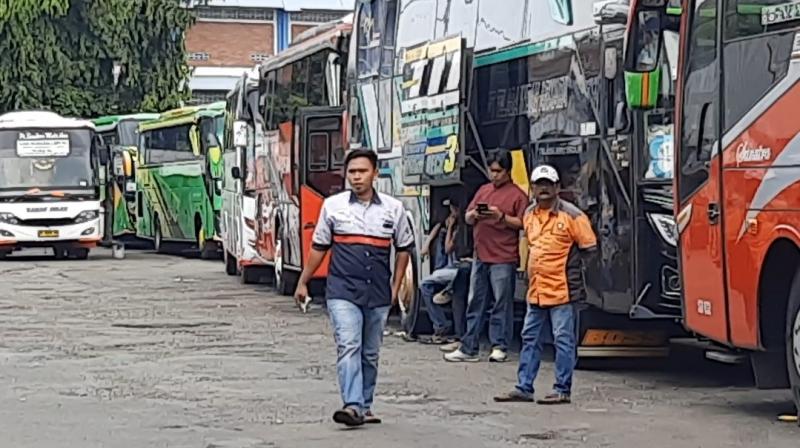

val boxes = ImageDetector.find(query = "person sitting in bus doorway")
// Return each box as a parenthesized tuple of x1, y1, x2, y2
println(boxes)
(444, 150, 528, 363)
(293, 149, 414, 427)
(493, 164, 597, 405)
(417, 197, 469, 345)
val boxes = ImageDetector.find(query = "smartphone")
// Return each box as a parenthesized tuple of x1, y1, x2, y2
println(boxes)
(477, 203, 490, 214)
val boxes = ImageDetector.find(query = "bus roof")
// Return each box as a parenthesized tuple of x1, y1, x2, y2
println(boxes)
(139, 101, 225, 132)
(93, 113, 161, 132)
(260, 15, 352, 73)
(0, 111, 95, 130)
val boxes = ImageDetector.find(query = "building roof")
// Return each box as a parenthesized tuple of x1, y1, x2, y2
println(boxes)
(186, 0, 355, 11)
(188, 66, 255, 92)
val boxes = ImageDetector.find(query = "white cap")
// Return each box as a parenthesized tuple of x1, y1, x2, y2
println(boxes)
(530, 164, 560, 183)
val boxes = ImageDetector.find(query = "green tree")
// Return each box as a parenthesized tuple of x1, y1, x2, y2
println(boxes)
(0, 0, 195, 117)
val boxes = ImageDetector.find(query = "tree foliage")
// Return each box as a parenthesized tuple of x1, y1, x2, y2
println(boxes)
(0, 0, 196, 117)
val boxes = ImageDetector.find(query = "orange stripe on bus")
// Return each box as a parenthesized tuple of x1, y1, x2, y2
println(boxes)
(333, 234, 392, 248)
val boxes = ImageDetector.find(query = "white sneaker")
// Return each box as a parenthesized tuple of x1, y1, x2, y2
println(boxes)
(439, 341, 461, 352)
(432, 290, 452, 305)
(443, 349, 479, 363)
(489, 348, 508, 363)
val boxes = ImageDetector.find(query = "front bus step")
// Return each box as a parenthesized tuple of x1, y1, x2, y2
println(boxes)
(578, 346, 670, 358)
(578, 328, 670, 358)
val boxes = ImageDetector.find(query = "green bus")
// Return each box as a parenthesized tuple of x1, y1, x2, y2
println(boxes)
(93, 113, 160, 242)
(135, 102, 225, 258)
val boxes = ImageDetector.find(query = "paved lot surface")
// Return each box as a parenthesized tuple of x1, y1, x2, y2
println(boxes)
(0, 249, 796, 447)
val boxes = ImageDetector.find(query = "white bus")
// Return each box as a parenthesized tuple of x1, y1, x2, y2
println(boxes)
(0, 111, 107, 259)
(221, 68, 272, 283)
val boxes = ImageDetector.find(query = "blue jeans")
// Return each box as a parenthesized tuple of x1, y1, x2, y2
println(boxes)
(420, 261, 472, 337)
(516, 302, 577, 396)
(420, 266, 458, 335)
(327, 299, 390, 415)
(460, 261, 516, 356)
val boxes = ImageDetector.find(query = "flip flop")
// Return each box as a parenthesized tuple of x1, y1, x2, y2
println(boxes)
(364, 411, 382, 424)
(333, 407, 364, 427)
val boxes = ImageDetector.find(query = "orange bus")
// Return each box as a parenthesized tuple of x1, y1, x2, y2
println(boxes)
(625, 0, 800, 416)
(255, 16, 352, 295)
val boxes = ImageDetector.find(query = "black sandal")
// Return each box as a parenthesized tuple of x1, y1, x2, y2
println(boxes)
(364, 411, 382, 424)
(333, 407, 364, 427)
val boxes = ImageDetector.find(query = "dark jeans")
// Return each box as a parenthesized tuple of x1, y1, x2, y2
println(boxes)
(459, 260, 516, 356)
(516, 302, 577, 395)
(419, 261, 471, 338)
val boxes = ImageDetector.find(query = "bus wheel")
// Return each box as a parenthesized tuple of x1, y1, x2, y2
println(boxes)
(787, 271, 800, 420)
(224, 251, 238, 276)
(241, 266, 261, 284)
(401, 254, 430, 336)
(154, 219, 165, 254)
(0, 250, 8, 260)
(274, 239, 295, 296)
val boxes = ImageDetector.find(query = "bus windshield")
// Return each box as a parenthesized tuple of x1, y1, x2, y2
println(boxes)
(0, 129, 96, 193)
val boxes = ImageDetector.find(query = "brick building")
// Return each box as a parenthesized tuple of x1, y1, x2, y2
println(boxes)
(184, 0, 354, 104)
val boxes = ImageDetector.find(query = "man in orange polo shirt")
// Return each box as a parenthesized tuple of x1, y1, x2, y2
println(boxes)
(494, 164, 597, 405)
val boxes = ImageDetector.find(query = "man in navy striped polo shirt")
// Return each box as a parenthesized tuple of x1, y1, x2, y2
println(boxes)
(294, 149, 414, 427)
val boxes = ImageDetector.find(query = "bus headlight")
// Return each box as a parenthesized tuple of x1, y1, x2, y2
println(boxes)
(75, 210, 99, 224)
(0, 213, 19, 225)
(647, 213, 677, 247)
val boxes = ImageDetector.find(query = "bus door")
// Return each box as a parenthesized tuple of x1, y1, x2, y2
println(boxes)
(199, 116, 224, 213)
(297, 106, 346, 276)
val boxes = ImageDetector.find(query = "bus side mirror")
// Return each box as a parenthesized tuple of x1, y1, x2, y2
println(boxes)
(626, 9, 663, 73)
(231, 166, 242, 180)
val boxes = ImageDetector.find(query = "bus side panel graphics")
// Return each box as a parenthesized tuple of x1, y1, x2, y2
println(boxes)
(398, 36, 465, 187)
(112, 181, 135, 236)
(148, 162, 211, 241)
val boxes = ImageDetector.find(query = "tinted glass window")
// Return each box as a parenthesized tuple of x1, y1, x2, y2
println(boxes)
(724, 0, 800, 40)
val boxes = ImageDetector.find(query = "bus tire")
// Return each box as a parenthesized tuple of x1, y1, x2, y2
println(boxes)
(224, 251, 238, 276)
(786, 269, 800, 420)
(0, 250, 8, 260)
(401, 252, 431, 336)
(274, 239, 296, 296)
(241, 266, 260, 284)
(154, 218, 165, 254)
(69, 248, 89, 260)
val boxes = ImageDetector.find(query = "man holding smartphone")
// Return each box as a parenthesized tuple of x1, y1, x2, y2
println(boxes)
(444, 150, 528, 363)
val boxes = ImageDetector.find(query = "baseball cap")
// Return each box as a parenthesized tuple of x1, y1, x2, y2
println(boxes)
(530, 165, 560, 183)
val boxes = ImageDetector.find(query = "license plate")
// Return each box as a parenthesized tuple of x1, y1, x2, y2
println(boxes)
(38, 229, 59, 238)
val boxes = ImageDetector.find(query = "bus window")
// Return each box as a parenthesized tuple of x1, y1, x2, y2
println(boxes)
(331, 130, 345, 168)
(144, 125, 195, 164)
(308, 133, 330, 172)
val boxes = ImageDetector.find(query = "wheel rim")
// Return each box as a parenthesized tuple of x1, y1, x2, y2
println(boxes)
(199, 228, 205, 247)
(793, 309, 800, 378)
